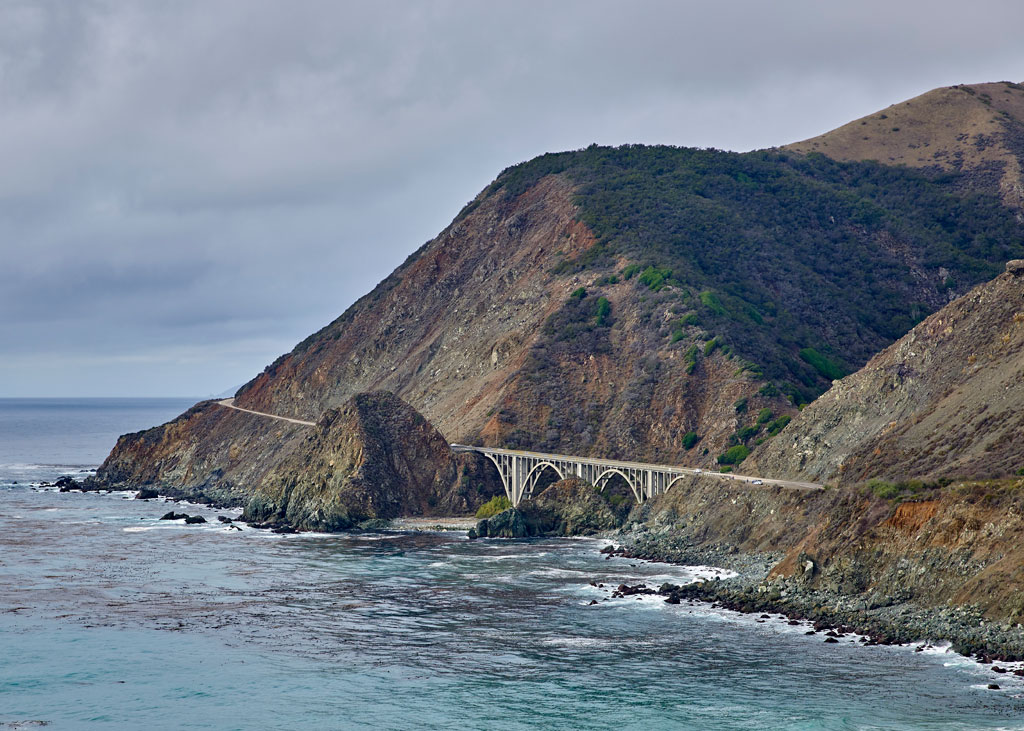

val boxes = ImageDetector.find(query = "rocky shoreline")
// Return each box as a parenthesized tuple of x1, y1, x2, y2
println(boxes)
(614, 529, 1024, 667)
(47, 475, 1024, 669)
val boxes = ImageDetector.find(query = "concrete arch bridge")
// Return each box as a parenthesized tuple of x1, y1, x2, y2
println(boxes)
(449, 444, 747, 506)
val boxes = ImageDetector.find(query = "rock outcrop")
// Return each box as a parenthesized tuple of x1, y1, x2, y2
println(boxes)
(518, 477, 625, 536)
(748, 261, 1024, 484)
(471, 508, 531, 539)
(470, 478, 627, 538)
(242, 392, 501, 531)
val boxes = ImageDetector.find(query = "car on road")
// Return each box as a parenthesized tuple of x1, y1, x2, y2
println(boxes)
(752, 479, 764, 485)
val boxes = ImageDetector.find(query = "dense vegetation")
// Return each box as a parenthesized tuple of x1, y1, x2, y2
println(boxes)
(491, 145, 1023, 402)
(475, 495, 512, 519)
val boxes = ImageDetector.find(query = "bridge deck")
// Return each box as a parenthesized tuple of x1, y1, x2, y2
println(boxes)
(450, 443, 823, 506)
(451, 443, 708, 475)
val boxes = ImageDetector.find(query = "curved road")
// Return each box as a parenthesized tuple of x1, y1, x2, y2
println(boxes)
(216, 399, 822, 491)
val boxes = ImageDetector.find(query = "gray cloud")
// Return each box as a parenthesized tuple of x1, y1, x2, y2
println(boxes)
(2, 0, 1023, 395)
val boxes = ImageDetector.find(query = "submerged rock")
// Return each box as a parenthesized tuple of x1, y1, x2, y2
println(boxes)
(55, 476, 82, 492)
(184, 515, 207, 524)
(135, 488, 159, 500)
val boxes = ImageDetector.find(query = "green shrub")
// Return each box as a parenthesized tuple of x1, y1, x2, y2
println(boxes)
(682, 431, 700, 449)
(671, 312, 700, 343)
(475, 495, 512, 519)
(756, 408, 773, 424)
(638, 265, 673, 291)
(704, 337, 721, 356)
(765, 415, 791, 436)
(621, 263, 643, 280)
(699, 290, 727, 316)
(868, 479, 900, 500)
(720, 466, 733, 473)
(1017, 467, 1024, 476)
(733, 397, 748, 413)
(570, 286, 587, 300)
(717, 445, 751, 465)
(594, 297, 611, 326)
(684, 345, 699, 374)
(799, 348, 846, 381)
(758, 383, 778, 397)
(736, 425, 760, 442)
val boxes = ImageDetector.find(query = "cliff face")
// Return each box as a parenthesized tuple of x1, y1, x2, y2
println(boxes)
(95, 400, 309, 507)
(784, 81, 1024, 211)
(765, 480, 1024, 623)
(747, 260, 1024, 485)
(243, 391, 499, 531)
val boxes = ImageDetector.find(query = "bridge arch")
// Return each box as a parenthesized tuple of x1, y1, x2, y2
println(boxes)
(522, 461, 566, 499)
(594, 468, 641, 503)
(665, 474, 692, 494)
(479, 451, 513, 502)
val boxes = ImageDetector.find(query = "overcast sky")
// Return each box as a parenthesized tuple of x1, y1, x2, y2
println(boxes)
(3, 0, 1023, 397)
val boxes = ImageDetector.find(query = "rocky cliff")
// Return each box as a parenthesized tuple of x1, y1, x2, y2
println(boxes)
(243, 391, 499, 530)
(96, 391, 502, 528)
(747, 260, 1024, 485)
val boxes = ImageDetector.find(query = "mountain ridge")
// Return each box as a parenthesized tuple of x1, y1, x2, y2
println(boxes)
(784, 80, 1024, 211)
(93, 80, 1024, 509)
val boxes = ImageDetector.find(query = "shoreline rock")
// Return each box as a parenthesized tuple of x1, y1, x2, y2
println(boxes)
(615, 537, 1024, 662)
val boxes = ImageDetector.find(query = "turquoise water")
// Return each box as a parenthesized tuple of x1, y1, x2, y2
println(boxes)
(2, 399, 1023, 729)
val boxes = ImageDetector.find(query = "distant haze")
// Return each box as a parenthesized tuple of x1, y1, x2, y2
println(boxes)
(3, 0, 1023, 397)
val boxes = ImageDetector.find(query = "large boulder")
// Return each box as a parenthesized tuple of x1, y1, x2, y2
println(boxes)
(472, 508, 530, 538)
(519, 477, 626, 536)
(242, 391, 499, 531)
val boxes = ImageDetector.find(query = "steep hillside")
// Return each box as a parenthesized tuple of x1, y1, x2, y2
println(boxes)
(784, 81, 1024, 211)
(95, 86, 1024, 502)
(626, 474, 1024, 657)
(239, 147, 1022, 417)
(748, 260, 1024, 484)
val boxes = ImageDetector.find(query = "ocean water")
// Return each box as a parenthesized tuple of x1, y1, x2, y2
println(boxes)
(2, 399, 1023, 730)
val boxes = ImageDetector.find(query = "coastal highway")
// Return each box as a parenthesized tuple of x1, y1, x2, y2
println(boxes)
(215, 399, 823, 491)
(451, 444, 825, 492)
(216, 398, 316, 426)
